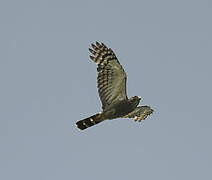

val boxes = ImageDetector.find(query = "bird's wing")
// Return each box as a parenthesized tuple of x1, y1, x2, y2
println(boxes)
(123, 106, 153, 122)
(89, 42, 128, 110)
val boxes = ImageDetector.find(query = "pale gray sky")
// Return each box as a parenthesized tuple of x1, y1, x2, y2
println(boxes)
(1, 0, 212, 179)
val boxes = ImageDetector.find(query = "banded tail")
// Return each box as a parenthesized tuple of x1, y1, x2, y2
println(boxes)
(76, 113, 105, 130)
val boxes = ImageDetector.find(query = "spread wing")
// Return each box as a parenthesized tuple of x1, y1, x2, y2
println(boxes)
(123, 106, 153, 122)
(89, 42, 128, 110)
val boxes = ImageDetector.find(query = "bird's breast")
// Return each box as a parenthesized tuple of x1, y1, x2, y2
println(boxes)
(105, 100, 136, 119)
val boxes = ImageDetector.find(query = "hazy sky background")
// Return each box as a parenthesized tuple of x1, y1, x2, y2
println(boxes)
(1, 0, 212, 179)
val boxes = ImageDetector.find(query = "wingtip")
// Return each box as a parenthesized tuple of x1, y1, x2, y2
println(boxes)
(91, 43, 97, 50)
(89, 48, 95, 54)
(101, 42, 107, 48)
(90, 55, 95, 60)
(96, 41, 101, 47)
(149, 107, 154, 114)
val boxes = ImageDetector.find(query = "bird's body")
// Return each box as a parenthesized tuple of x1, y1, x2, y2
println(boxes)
(76, 42, 153, 130)
(102, 96, 141, 120)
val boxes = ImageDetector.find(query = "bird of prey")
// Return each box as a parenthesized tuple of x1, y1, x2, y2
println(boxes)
(76, 42, 153, 130)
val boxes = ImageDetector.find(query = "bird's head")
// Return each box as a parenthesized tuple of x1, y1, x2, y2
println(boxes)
(129, 96, 141, 108)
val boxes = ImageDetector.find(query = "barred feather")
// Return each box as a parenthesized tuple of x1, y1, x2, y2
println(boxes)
(76, 113, 104, 130)
(89, 42, 127, 110)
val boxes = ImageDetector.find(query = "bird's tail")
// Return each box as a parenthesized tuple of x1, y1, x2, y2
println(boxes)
(76, 113, 105, 130)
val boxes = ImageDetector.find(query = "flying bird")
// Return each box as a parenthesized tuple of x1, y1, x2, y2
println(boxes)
(76, 42, 153, 130)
